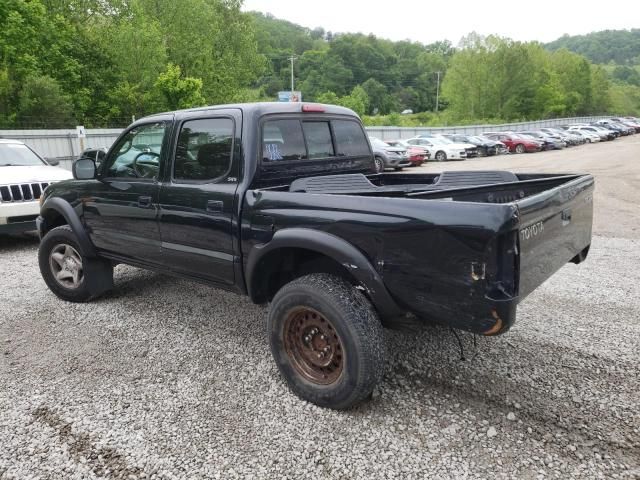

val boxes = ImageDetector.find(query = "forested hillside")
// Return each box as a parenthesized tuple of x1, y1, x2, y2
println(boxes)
(546, 30, 640, 65)
(545, 29, 640, 117)
(0, 1, 637, 129)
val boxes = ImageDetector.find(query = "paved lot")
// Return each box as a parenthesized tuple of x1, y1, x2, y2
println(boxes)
(1, 136, 639, 479)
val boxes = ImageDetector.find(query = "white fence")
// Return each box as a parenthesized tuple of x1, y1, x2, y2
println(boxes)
(0, 116, 611, 170)
(0, 128, 122, 171)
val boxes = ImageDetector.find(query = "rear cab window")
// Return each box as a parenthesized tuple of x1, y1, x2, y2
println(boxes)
(261, 117, 370, 163)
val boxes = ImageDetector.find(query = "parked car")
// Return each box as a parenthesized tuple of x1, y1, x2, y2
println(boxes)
(594, 121, 629, 136)
(369, 137, 411, 172)
(483, 133, 543, 153)
(610, 122, 636, 135)
(0, 139, 73, 234)
(406, 136, 473, 161)
(520, 131, 565, 150)
(442, 134, 501, 156)
(540, 128, 584, 146)
(609, 117, 640, 133)
(591, 124, 619, 139)
(568, 125, 610, 141)
(79, 147, 108, 169)
(385, 139, 429, 166)
(566, 129, 600, 143)
(36, 102, 594, 409)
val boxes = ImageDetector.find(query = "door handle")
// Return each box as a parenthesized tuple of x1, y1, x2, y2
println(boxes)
(206, 200, 224, 212)
(138, 195, 152, 208)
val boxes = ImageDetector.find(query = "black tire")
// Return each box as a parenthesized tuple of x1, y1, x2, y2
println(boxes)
(435, 150, 447, 161)
(268, 273, 385, 409)
(515, 143, 526, 154)
(373, 156, 384, 173)
(39, 225, 113, 302)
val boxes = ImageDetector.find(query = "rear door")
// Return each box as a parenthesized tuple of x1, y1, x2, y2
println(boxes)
(157, 110, 241, 285)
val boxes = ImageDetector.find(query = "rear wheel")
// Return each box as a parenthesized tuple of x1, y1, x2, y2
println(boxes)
(39, 226, 113, 302)
(515, 144, 526, 154)
(373, 156, 384, 173)
(435, 150, 447, 161)
(268, 273, 385, 409)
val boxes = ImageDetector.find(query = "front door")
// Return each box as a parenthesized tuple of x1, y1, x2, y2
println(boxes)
(82, 120, 170, 264)
(158, 114, 240, 285)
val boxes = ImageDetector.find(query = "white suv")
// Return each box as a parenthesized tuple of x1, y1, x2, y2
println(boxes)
(0, 139, 72, 234)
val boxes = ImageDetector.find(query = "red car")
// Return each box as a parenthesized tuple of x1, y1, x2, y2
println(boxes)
(386, 140, 430, 166)
(484, 133, 543, 153)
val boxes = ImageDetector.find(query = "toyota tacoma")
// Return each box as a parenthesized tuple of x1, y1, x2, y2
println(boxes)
(36, 103, 594, 409)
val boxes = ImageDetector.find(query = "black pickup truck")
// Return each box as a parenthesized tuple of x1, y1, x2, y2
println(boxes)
(36, 103, 594, 409)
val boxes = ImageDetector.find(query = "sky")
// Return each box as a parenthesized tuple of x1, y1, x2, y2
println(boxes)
(242, 0, 637, 45)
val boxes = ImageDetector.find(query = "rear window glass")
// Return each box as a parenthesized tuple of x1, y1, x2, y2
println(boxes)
(333, 120, 370, 156)
(262, 120, 307, 162)
(302, 122, 334, 159)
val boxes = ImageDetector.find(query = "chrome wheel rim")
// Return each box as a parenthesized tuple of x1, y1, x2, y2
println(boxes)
(49, 243, 84, 289)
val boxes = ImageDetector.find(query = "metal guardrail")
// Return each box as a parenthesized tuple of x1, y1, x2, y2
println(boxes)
(0, 116, 613, 171)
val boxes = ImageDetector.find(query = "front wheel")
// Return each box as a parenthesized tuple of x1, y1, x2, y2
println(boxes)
(435, 150, 447, 161)
(39, 225, 113, 302)
(515, 144, 526, 154)
(268, 273, 385, 409)
(373, 156, 384, 173)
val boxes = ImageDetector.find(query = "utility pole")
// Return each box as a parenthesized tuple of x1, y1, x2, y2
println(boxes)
(289, 55, 297, 95)
(435, 71, 441, 113)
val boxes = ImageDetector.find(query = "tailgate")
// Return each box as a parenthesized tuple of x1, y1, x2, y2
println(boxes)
(516, 174, 594, 299)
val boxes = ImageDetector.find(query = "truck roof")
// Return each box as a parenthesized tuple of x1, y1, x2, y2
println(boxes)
(139, 102, 358, 123)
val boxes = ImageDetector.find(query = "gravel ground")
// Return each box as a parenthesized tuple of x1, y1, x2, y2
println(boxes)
(1, 137, 639, 479)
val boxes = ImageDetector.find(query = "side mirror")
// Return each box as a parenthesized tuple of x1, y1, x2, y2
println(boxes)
(73, 158, 96, 180)
(46, 158, 60, 166)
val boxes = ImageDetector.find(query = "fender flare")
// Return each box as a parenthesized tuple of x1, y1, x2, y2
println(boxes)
(40, 197, 97, 257)
(246, 228, 403, 319)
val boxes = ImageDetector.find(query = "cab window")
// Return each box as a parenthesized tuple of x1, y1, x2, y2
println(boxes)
(262, 120, 307, 162)
(174, 118, 234, 181)
(105, 122, 166, 179)
(332, 120, 370, 156)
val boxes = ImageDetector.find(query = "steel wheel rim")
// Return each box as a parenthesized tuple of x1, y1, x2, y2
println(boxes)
(375, 157, 383, 173)
(49, 243, 84, 289)
(283, 307, 344, 385)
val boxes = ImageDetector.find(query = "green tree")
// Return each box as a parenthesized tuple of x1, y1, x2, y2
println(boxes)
(154, 64, 206, 110)
(16, 75, 74, 127)
(362, 78, 395, 114)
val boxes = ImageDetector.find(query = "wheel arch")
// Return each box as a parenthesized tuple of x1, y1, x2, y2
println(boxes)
(246, 228, 403, 319)
(39, 198, 97, 257)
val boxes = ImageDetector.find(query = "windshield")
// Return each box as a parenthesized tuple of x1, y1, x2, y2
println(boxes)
(431, 136, 452, 145)
(0, 143, 46, 167)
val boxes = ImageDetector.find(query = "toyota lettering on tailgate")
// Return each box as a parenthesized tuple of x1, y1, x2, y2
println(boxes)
(520, 221, 544, 241)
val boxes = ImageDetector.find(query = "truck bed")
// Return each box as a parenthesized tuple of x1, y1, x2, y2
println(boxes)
(247, 170, 594, 334)
(267, 171, 583, 205)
